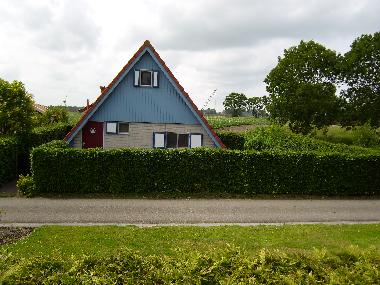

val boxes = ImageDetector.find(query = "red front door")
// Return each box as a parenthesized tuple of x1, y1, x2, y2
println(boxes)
(82, 121, 103, 148)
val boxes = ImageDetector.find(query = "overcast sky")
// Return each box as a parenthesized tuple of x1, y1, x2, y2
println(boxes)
(0, 0, 379, 110)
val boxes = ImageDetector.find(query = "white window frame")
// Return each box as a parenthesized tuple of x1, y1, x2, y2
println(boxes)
(139, 70, 153, 87)
(190, 133, 202, 148)
(106, 122, 117, 134)
(153, 132, 166, 148)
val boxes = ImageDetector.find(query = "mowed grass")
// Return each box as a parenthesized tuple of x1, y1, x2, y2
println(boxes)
(206, 115, 270, 129)
(3, 224, 380, 259)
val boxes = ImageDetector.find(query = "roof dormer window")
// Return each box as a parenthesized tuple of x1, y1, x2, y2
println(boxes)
(134, 69, 159, 87)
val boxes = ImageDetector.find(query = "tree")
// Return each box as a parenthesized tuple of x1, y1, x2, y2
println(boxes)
(223, 92, 247, 117)
(264, 40, 340, 133)
(40, 106, 69, 125)
(246, 96, 269, 117)
(341, 32, 380, 127)
(0, 78, 34, 135)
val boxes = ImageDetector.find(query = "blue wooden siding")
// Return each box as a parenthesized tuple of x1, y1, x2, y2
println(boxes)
(90, 52, 199, 124)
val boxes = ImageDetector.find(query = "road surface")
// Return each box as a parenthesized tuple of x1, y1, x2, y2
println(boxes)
(1, 198, 379, 226)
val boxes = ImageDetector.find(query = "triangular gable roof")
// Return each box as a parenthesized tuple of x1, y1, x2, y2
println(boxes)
(65, 40, 225, 148)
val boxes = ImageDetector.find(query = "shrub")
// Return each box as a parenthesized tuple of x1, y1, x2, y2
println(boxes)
(38, 106, 69, 125)
(244, 125, 378, 155)
(30, 142, 380, 196)
(1, 247, 379, 284)
(17, 123, 73, 174)
(216, 131, 245, 150)
(352, 123, 380, 147)
(17, 174, 35, 197)
(0, 137, 19, 186)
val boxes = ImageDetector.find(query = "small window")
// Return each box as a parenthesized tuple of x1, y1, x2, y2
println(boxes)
(154, 132, 165, 148)
(106, 122, 117, 134)
(140, 70, 152, 86)
(118, 122, 129, 134)
(166, 132, 177, 148)
(178, 134, 189, 148)
(190, 134, 202, 148)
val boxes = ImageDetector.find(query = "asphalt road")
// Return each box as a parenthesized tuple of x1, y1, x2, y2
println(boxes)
(1, 198, 380, 226)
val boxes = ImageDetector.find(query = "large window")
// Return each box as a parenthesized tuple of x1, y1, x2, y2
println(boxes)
(153, 132, 201, 148)
(106, 122, 130, 134)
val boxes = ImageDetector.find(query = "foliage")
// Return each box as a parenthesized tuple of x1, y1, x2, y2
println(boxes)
(216, 131, 246, 150)
(0, 78, 35, 135)
(1, 245, 379, 284)
(206, 115, 270, 129)
(223, 92, 247, 116)
(38, 106, 69, 125)
(265, 40, 341, 134)
(341, 32, 380, 127)
(29, 141, 380, 196)
(352, 123, 380, 147)
(17, 174, 35, 197)
(243, 125, 378, 155)
(246, 96, 269, 117)
(0, 137, 19, 186)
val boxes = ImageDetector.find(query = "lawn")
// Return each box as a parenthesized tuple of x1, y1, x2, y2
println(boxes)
(3, 224, 380, 258)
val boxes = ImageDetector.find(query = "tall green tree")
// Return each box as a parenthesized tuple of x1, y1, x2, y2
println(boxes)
(246, 96, 268, 117)
(0, 78, 34, 135)
(223, 92, 247, 117)
(265, 40, 341, 134)
(341, 32, 380, 127)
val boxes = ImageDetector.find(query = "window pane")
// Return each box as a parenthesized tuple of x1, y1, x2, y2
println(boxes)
(190, 134, 202, 148)
(119, 122, 129, 133)
(154, 133, 165, 148)
(140, 71, 152, 86)
(166, 132, 177, 148)
(106, 122, 117, 134)
(178, 134, 189, 148)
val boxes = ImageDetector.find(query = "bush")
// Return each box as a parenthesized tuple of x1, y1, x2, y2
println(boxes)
(216, 131, 245, 150)
(1, 247, 379, 284)
(17, 174, 35, 197)
(0, 137, 19, 186)
(352, 123, 380, 147)
(17, 123, 73, 174)
(244, 125, 378, 155)
(30, 142, 380, 196)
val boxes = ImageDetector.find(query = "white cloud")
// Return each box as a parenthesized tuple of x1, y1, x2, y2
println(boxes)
(0, 0, 378, 110)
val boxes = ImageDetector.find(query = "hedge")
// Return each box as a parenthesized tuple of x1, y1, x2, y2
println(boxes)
(2, 247, 379, 284)
(30, 141, 380, 196)
(17, 123, 73, 174)
(0, 123, 73, 186)
(0, 137, 19, 186)
(216, 131, 245, 150)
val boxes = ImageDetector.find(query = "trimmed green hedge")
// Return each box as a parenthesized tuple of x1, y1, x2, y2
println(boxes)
(17, 123, 73, 174)
(2, 247, 379, 284)
(30, 141, 380, 196)
(0, 137, 19, 186)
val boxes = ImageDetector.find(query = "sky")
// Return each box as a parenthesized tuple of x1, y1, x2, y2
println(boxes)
(0, 0, 379, 111)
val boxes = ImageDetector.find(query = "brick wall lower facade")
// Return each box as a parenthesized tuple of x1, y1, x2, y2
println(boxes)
(71, 123, 215, 149)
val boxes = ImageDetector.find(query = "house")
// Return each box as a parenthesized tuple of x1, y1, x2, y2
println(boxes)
(65, 40, 224, 149)
(33, 103, 48, 113)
